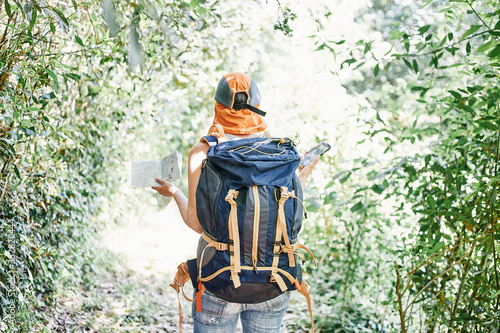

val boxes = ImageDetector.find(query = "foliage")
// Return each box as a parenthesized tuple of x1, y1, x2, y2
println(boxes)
(313, 0, 500, 330)
(0, 0, 285, 330)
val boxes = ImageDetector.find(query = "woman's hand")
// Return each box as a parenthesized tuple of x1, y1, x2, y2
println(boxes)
(152, 178, 179, 197)
(297, 155, 320, 190)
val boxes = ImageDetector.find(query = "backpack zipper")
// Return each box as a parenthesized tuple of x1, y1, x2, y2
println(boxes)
(271, 187, 280, 263)
(252, 185, 260, 270)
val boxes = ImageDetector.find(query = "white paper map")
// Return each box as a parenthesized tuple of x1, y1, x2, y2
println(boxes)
(131, 152, 182, 187)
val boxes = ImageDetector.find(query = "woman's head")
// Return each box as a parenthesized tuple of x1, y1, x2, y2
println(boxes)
(212, 72, 267, 135)
(233, 92, 248, 106)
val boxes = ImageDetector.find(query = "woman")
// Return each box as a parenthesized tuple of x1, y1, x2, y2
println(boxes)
(152, 72, 319, 332)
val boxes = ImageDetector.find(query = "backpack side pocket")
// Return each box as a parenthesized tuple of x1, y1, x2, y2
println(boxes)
(196, 161, 223, 237)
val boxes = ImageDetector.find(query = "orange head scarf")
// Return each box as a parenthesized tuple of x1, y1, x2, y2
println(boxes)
(212, 72, 267, 135)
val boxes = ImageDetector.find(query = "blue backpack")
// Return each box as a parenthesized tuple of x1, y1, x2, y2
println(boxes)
(191, 135, 316, 326)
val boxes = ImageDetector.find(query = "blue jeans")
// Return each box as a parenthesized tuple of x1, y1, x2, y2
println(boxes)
(192, 291, 290, 332)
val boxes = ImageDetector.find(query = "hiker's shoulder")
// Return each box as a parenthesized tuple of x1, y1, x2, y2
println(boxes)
(190, 140, 210, 156)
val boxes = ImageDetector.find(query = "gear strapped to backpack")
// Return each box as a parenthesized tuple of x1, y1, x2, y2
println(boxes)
(170, 131, 317, 332)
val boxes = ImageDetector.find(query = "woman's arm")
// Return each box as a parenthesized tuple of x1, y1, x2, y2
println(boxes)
(152, 142, 209, 234)
(297, 155, 320, 190)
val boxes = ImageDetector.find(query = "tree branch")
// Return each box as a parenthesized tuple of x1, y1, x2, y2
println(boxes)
(394, 262, 407, 333)
(491, 123, 500, 311)
(395, 30, 490, 59)
(403, 240, 482, 314)
(17, 46, 101, 58)
(464, 0, 491, 30)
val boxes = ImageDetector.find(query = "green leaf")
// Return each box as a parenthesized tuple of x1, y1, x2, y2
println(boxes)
(324, 191, 338, 205)
(371, 184, 385, 194)
(332, 171, 347, 181)
(463, 105, 474, 113)
(13, 164, 21, 179)
(466, 41, 471, 54)
(476, 40, 495, 53)
(29, 8, 37, 31)
(331, 39, 346, 45)
(431, 241, 445, 253)
(373, 64, 380, 77)
(389, 30, 405, 40)
(427, 196, 436, 209)
(418, 25, 431, 34)
(413, 59, 419, 73)
(449, 90, 461, 99)
(403, 58, 413, 71)
(44, 68, 59, 92)
(425, 154, 432, 166)
(444, 200, 452, 209)
(488, 45, 500, 58)
(410, 85, 425, 91)
(5, 0, 11, 17)
(41, 92, 56, 100)
(52, 8, 69, 26)
(461, 25, 481, 40)
(339, 172, 351, 184)
(404, 36, 410, 52)
(351, 201, 363, 212)
(340, 58, 357, 69)
(75, 35, 84, 47)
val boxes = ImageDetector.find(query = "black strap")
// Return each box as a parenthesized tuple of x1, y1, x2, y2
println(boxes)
(233, 103, 267, 117)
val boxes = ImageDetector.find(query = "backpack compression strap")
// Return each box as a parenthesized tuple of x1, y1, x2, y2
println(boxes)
(197, 190, 242, 289)
(226, 189, 242, 288)
(200, 135, 219, 147)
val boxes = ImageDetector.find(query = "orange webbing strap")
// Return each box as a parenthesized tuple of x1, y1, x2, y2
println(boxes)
(271, 271, 288, 292)
(198, 265, 295, 284)
(169, 262, 195, 333)
(225, 189, 241, 288)
(298, 279, 314, 333)
(282, 244, 318, 267)
(270, 211, 289, 293)
(196, 281, 206, 312)
(277, 187, 295, 267)
(272, 205, 282, 268)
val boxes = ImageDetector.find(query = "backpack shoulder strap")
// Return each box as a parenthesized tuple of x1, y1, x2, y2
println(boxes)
(202, 124, 227, 145)
(207, 124, 226, 138)
(200, 135, 219, 147)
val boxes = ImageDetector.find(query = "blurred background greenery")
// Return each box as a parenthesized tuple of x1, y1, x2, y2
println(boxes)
(1, 0, 499, 331)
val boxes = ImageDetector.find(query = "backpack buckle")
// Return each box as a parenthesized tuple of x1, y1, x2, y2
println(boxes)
(225, 189, 238, 204)
(279, 187, 291, 203)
